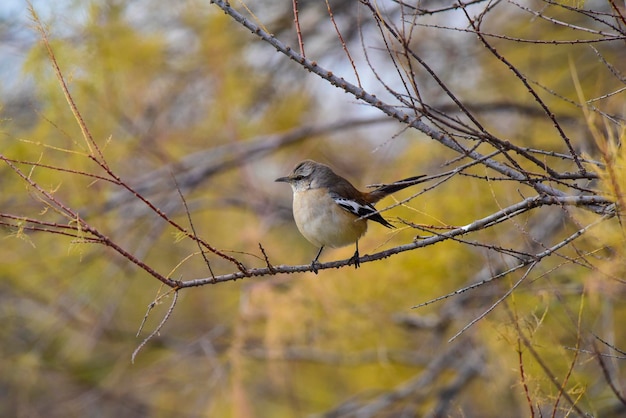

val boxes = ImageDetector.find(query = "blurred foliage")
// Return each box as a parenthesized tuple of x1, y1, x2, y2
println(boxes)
(0, 0, 625, 417)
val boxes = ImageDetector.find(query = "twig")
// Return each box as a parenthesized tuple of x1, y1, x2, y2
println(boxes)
(459, 2, 586, 174)
(413, 210, 614, 309)
(171, 172, 215, 280)
(258, 243, 277, 274)
(132, 290, 179, 364)
(209, 0, 607, 211)
(1, 154, 179, 287)
(28, 4, 107, 165)
(326, 0, 360, 87)
(506, 306, 589, 417)
(448, 261, 538, 342)
(593, 341, 626, 406)
(292, 0, 305, 56)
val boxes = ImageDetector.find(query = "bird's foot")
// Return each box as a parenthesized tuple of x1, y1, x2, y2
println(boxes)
(311, 260, 321, 275)
(348, 250, 360, 269)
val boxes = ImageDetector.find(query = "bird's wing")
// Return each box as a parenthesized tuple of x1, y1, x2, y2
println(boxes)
(330, 192, 394, 228)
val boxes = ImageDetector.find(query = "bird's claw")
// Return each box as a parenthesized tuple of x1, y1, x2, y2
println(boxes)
(348, 251, 360, 269)
(311, 260, 321, 275)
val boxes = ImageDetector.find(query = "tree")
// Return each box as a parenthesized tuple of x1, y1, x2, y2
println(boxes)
(1, 0, 624, 416)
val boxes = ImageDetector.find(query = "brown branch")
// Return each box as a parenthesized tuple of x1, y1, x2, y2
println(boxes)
(28, 3, 251, 274)
(325, 0, 361, 88)
(551, 293, 584, 416)
(291, 0, 305, 56)
(29, 4, 107, 165)
(458, 3, 586, 174)
(1, 155, 179, 288)
(172, 172, 215, 280)
(518, 337, 536, 418)
(2, 157, 122, 185)
(506, 307, 589, 417)
(258, 243, 277, 274)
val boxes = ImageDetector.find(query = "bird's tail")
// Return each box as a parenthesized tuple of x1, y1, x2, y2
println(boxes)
(365, 174, 427, 203)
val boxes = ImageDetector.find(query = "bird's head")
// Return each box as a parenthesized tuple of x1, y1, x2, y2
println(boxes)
(275, 160, 334, 191)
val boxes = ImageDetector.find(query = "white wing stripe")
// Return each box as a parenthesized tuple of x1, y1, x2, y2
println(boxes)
(332, 196, 376, 217)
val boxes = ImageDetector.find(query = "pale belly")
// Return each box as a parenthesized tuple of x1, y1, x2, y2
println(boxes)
(292, 190, 367, 248)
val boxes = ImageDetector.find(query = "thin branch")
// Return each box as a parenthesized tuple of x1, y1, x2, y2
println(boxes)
(459, 3, 586, 173)
(326, 0, 361, 88)
(291, 0, 305, 56)
(209, 0, 607, 212)
(1, 155, 179, 287)
(172, 172, 215, 280)
(594, 341, 626, 406)
(510, 0, 623, 37)
(28, 6, 249, 274)
(132, 289, 179, 363)
(552, 289, 584, 416)
(413, 209, 614, 309)
(29, 3, 107, 165)
(448, 261, 538, 342)
(507, 307, 589, 417)
(408, 22, 625, 44)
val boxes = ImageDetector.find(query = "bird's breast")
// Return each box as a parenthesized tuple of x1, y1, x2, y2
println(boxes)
(292, 188, 368, 248)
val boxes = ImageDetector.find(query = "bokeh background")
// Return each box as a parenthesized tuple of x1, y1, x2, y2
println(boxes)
(1, 1, 625, 417)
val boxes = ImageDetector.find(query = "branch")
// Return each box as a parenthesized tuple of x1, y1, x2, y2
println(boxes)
(209, 0, 607, 213)
(412, 206, 613, 309)
(179, 194, 613, 286)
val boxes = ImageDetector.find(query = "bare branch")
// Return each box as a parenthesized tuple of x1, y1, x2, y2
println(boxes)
(132, 290, 179, 364)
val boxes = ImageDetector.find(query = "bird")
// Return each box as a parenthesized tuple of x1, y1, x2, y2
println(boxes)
(275, 160, 426, 273)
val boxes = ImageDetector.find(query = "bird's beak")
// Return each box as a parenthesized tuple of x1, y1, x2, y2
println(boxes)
(275, 176, 291, 183)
